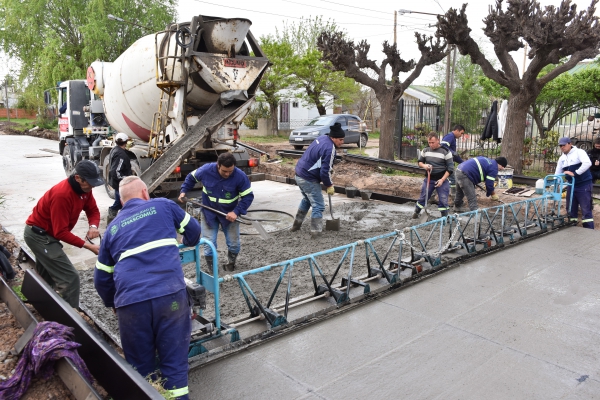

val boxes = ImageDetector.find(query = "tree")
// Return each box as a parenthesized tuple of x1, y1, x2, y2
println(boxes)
(317, 33, 446, 160)
(436, 0, 600, 173)
(279, 17, 361, 115)
(256, 36, 298, 136)
(0, 0, 175, 109)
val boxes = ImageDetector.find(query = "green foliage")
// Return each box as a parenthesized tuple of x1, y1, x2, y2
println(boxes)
(277, 17, 361, 114)
(536, 130, 560, 161)
(0, 0, 176, 109)
(243, 102, 270, 129)
(12, 285, 27, 301)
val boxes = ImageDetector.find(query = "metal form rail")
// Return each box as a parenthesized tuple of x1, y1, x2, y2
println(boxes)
(14, 247, 163, 400)
(343, 153, 600, 194)
(276, 149, 343, 161)
(0, 275, 101, 399)
(181, 175, 574, 367)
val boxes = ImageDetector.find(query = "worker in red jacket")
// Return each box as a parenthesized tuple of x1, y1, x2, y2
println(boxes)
(24, 160, 103, 308)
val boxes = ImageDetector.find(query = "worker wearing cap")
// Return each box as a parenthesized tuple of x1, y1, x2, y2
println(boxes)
(454, 156, 507, 211)
(555, 137, 594, 229)
(441, 124, 465, 197)
(107, 132, 132, 225)
(24, 160, 103, 308)
(292, 122, 344, 237)
(95, 176, 201, 400)
(178, 152, 254, 271)
(412, 132, 454, 219)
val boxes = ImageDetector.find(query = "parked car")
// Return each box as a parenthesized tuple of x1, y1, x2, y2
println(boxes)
(288, 114, 367, 149)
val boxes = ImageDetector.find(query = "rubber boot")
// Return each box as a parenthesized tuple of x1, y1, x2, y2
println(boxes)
(441, 210, 449, 218)
(223, 251, 238, 272)
(107, 207, 118, 225)
(412, 206, 420, 219)
(290, 209, 308, 232)
(204, 255, 214, 269)
(310, 218, 323, 238)
(450, 186, 457, 199)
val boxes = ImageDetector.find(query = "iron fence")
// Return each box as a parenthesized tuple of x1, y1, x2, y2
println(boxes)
(395, 99, 600, 171)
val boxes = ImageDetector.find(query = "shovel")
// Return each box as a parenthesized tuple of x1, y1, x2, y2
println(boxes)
(418, 169, 432, 224)
(476, 184, 506, 204)
(184, 198, 272, 240)
(325, 193, 340, 231)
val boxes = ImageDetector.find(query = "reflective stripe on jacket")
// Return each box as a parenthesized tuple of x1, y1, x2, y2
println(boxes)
(458, 156, 498, 196)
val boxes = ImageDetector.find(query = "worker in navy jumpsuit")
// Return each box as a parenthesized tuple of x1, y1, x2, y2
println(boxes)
(95, 176, 201, 400)
(440, 124, 465, 197)
(555, 137, 594, 229)
(179, 152, 253, 271)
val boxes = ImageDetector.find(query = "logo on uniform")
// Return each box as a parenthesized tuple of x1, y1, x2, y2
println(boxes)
(110, 225, 118, 235)
(225, 192, 232, 199)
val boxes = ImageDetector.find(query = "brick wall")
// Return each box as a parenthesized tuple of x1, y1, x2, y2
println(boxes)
(0, 108, 37, 120)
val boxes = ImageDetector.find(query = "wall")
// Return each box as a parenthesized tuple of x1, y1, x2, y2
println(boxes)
(239, 118, 274, 137)
(0, 108, 37, 120)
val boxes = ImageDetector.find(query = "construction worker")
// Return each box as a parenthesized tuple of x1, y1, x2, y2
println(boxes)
(555, 137, 594, 229)
(454, 156, 507, 211)
(95, 176, 201, 400)
(291, 122, 344, 237)
(412, 132, 454, 219)
(107, 132, 132, 225)
(178, 152, 254, 271)
(441, 124, 465, 197)
(23, 160, 103, 308)
(586, 136, 600, 183)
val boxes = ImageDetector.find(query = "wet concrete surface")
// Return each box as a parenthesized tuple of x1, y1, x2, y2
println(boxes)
(186, 226, 600, 399)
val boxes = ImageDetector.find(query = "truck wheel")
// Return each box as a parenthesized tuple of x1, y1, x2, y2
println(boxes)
(103, 155, 115, 199)
(62, 145, 74, 177)
(357, 134, 368, 148)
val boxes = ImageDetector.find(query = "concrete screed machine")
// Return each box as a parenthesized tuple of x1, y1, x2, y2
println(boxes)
(55, 15, 269, 197)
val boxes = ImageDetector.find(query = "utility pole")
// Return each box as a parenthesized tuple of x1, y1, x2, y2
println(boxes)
(394, 11, 397, 45)
(522, 43, 528, 78)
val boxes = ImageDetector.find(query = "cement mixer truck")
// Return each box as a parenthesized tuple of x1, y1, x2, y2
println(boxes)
(54, 15, 268, 197)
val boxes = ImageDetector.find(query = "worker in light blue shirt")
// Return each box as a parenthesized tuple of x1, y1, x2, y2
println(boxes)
(441, 124, 465, 197)
(179, 152, 254, 271)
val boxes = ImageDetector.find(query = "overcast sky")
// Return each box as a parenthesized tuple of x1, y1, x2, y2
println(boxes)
(1, 0, 599, 86)
(176, 0, 600, 84)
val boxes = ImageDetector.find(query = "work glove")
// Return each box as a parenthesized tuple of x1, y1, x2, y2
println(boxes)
(326, 186, 335, 195)
(491, 194, 500, 201)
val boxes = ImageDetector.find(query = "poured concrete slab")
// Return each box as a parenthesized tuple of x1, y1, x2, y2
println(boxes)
(187, 227, 600, 399)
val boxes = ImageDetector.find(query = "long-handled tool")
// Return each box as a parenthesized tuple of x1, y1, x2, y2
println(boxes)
(476, 184, 506, 204)
(325, 193, 340, 231)
(184, 198, 272, 240)
(418, 169, 432, 224)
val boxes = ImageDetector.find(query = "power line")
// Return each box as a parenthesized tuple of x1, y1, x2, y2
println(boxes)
(321, 0, 389, 15)
(191, 0, 303, 20)
(282, 0, 389, 21)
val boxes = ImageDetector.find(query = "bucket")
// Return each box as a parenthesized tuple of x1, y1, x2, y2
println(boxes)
(360, 190, 372, 200)
(346, 187, 357, 198)
(497, 168, 514, 189)
(535, 179, 544, 194)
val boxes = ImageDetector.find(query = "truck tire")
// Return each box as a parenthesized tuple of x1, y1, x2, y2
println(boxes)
(103, 154, 116, 199)
(63, 145, 74, 176)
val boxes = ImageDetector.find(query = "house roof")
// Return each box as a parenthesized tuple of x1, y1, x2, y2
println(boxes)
(404, 85, 440, 102)
(568, 61, 598, 74)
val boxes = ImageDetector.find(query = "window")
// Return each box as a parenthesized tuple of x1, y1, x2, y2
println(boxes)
(292, 101, 299, 108)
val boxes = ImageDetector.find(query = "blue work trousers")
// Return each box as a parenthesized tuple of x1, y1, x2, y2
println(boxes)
(295, 175, 325, 219)
(110, 189, 122, 211)
(566, 183, 594, 229)
(117, 289, 191, 399)
(416, 179, 450, 215)
(201, 216, 240, 257)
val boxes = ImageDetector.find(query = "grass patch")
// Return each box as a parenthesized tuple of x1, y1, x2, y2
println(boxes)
(367, 131, 380, 139)
(242, 135, 289, 143)
(0, 118, 37, 132)
(279, 157, 297, 166)
(346, 148, 369, 156)
(378, 167, 422, 178)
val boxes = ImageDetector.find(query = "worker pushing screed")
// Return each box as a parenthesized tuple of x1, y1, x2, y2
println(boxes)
(179, 152, 254, 271)
(412, 132, 454, 221)
(453, 156, 507, 212)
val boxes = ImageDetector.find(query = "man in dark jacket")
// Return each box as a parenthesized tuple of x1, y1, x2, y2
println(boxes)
(95, 176, 201, 400)
(441, 124, 465, 197)
(586, 136, 600, 183)
(107, 133, 132, 224)
(291, 123, 345, 237)
(178, 152, 254, 271)
(24, 160, 103, 308)
(454, 156, 507, 211)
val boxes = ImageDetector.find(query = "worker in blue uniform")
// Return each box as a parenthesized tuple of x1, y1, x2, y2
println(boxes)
(555, 137, 594, 229)
(441, 124, 465, 198)
(292, 122, 345, 237)
(178, 152, 254, 271)
(95, 176, 201, 400)
(454, 156, 507, 211)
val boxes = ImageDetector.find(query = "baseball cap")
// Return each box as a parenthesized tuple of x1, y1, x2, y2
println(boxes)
(558, 137, 571, 146)
(74, 160, 105, 187)
(115, 132, 129, 142)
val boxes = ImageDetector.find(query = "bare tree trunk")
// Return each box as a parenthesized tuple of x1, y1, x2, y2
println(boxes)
(269, 103, 279, 136)
(501, 93, 531, 174)
(378, 93, 396, 160)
